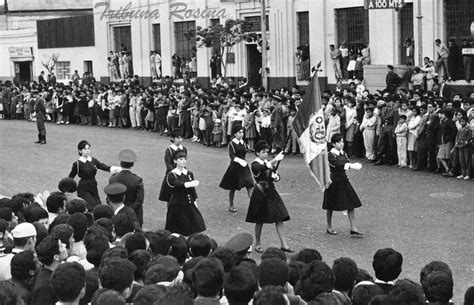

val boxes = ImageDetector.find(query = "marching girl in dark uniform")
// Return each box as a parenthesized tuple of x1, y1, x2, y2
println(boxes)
(159, 128, 187, 202)
(219, 124, 254, 213)
(165, 150, 206, 236)
(245, 140, 293, 253)
(68, 140, 121, 211)
(323, 133, 363, 236)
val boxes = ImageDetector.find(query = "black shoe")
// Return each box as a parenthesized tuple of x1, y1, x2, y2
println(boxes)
(350, 230, 363, 237)
(411, 167, 419, 171)
(442, 172, 454, 177)
(34, 140, 41, 144)
(326, 229, 338, 235)
(280, 247, 295, 253)
(434, 168, 442, 173)
(374, 160, 384, 166)
(40, 140, 46, 145)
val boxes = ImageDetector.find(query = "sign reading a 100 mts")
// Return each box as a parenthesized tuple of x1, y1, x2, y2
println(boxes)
(365, 0, 404, 9)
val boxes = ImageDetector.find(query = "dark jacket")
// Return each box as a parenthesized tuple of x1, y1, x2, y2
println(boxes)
(109, 169, 144, 225)
(437, 119, 457, 145)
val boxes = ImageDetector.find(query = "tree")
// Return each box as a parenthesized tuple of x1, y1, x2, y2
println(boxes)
(40, 53, 60, 74)
(185, 19, 258, 77)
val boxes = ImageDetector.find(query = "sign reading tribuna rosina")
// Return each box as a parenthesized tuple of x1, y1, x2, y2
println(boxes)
(364, 0, 404, 9)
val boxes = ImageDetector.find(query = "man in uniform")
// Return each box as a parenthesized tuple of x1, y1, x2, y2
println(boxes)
(109, 149, 144, 226)
(1, 81, 12, 119)
(385, 65, 401, 94)
(0, 222, 37, 281)
(225, 232, 253, 263)
(34, 90, 47, 144)
(375, 95, 397, 165)
(104, 182, 140, 231)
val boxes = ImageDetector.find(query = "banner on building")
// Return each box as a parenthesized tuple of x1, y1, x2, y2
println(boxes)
(364, 0, 404, 9)
(9, 47, 33, 58)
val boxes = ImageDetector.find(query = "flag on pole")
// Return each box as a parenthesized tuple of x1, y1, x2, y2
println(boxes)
(292, 72, 331, 191)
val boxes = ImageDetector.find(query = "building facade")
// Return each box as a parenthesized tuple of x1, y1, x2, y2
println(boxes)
(1, 0, 473, 90)
(0, 0, 93, 83)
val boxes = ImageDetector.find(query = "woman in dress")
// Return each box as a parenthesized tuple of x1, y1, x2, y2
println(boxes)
(323, 134, 363, 236)
(407, 106, 421, 168)
(245, 140, 292, 253)
(345, 98, 358, 157)
(165, 150, 206, 236)
(159, 128, 187, 202)
(436, 109, 457, 175)
(68, 140, 121, 211)
(219, 124, 254, 213)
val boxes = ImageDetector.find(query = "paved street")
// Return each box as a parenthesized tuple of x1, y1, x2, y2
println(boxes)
(0, 119, 473, 299)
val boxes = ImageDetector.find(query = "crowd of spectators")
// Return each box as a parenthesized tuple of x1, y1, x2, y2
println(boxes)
(1, 68, 473, 179)
(0, 187, 474, 305)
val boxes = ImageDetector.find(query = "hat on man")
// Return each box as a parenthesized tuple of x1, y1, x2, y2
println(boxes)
(104, 183, 127, 203)
(118, 149, 137, 163)
(387, 65, 394, 70)
(225, 233, 253, 254)
(11, 222, 37, 239)
(104, 183, 127, 197)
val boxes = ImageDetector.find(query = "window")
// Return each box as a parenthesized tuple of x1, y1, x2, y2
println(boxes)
(174, 21, 196, 59)
(112, 26, 132, 54)
(56, 61, 71, 79)
(297, 12, 309, 46)
(445, 0, 474, 42)
(335, 7, 369, 52)
(210, 18, 220, 55)
(84, 61, 93, 74)
(244, 16, 269, 32)
(152, 24, 161, 55)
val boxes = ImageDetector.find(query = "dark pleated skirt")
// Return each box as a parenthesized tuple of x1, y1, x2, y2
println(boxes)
(77, 179, 101, 211)
(322, 180, 362, 211)
(165, 204, 206, 236)
(246, 183, 290, 224)
(219, 162, 254, 190)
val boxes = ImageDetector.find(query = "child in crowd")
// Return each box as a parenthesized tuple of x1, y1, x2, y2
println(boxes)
(360, 106, 377, 162)
(212, 119, 223, 148)
(395, 115, 408, 168)
(244, 106, 257, 151)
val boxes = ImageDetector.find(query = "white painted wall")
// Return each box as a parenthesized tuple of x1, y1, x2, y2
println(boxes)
(0, 29, 37, 80)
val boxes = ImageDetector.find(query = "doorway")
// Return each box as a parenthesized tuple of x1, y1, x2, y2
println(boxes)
(15, 61, 32, 83)
(246, 44, 262, 87)
(399, 3, 413, 65)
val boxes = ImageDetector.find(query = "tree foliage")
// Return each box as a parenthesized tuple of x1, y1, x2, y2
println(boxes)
(185, 19, 258, 76)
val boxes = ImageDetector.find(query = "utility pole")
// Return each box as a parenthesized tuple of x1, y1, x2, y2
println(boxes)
(416, 0, 423, 66)
(261, 0, 268, 90)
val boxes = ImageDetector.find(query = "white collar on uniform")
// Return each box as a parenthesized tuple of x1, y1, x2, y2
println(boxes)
(232, 138, 244, 145)
(254, 157, 272, 168)
(170, 144, 184, 150)
(330, 148, 343, 156)
(78, 156, 92, 163)
(172, 167, 188, 175)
